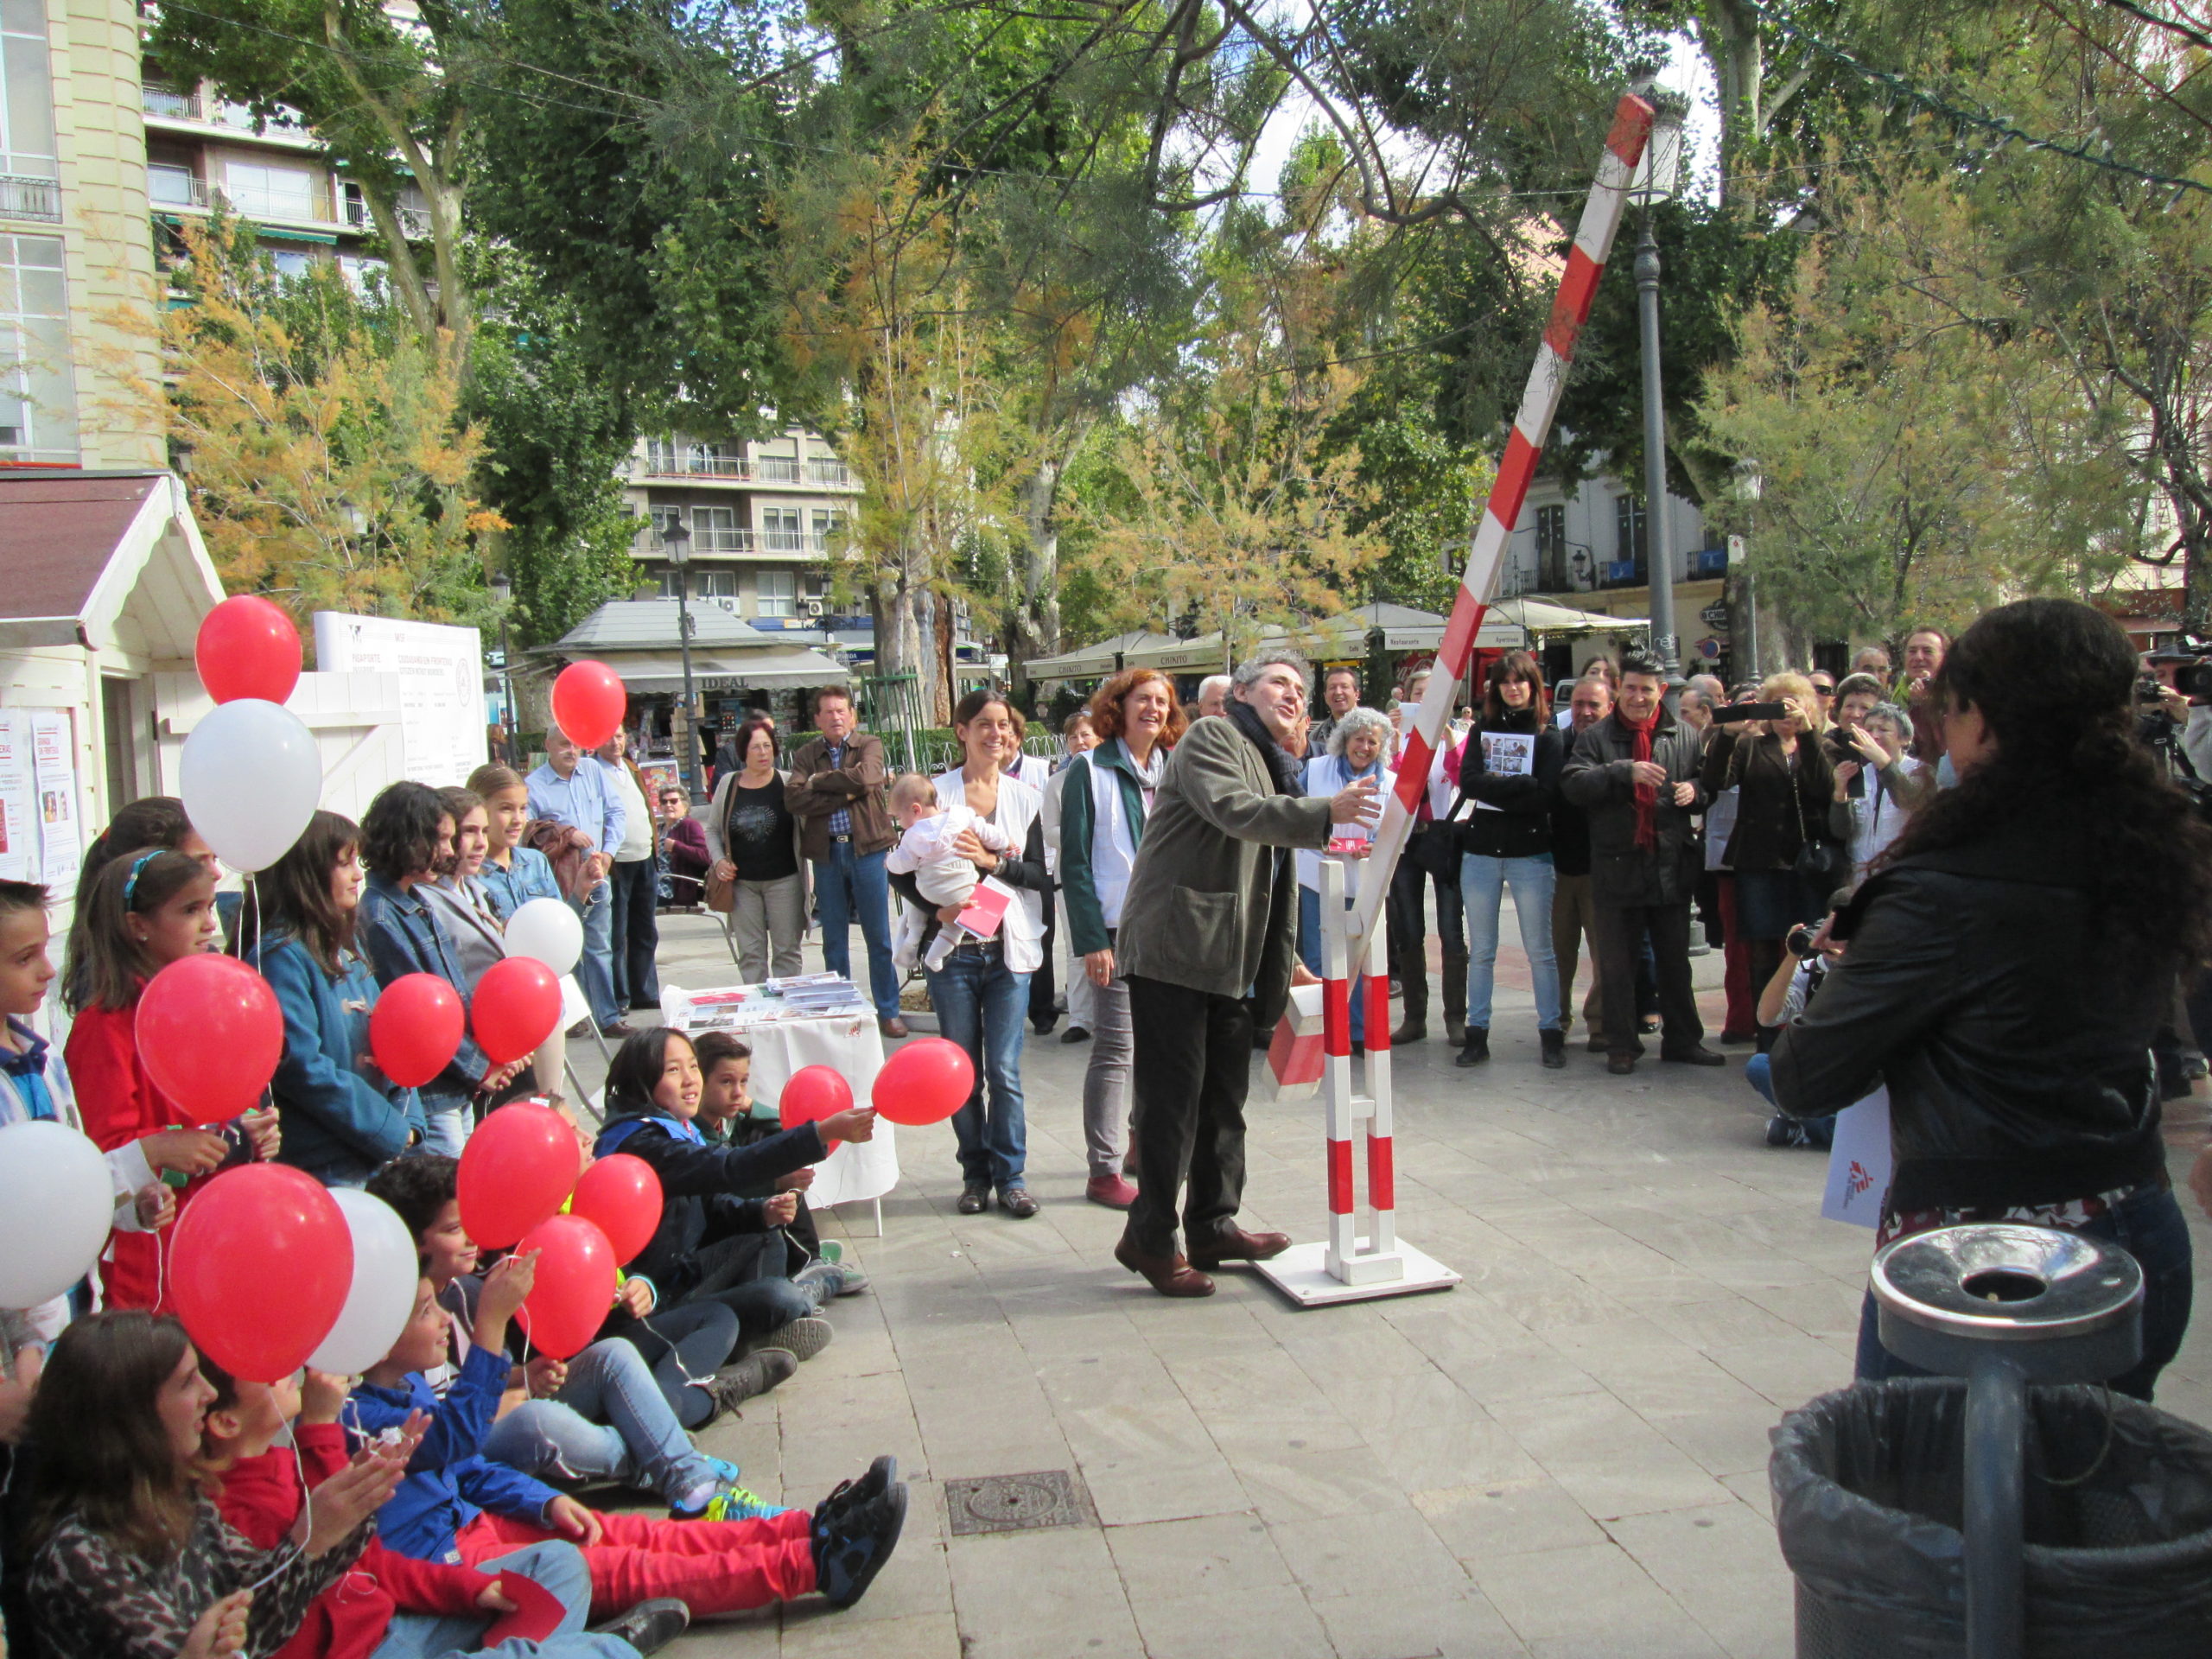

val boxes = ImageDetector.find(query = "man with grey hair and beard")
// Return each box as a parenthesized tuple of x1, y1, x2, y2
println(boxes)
(1111, 652, 1380, 1297)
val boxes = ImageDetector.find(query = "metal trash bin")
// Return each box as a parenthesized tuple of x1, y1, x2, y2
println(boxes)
(1770, 1224, 2212, 1658)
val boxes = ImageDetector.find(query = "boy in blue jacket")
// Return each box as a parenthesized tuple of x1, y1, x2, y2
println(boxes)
(349, 1256, 907, 1619)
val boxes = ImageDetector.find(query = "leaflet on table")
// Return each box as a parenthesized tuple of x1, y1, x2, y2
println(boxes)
(1471, 730, 1534, 812)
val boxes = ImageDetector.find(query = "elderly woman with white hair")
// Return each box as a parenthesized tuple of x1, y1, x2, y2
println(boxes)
(1297, 704, 1397, 1050)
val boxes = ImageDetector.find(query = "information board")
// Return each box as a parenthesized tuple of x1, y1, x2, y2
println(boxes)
(314, 613, 488, 788)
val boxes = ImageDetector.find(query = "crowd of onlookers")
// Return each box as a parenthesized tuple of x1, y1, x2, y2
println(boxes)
(0, 739, 912, 1657)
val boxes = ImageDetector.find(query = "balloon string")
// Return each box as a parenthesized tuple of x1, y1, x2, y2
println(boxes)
(240, 1434, 310, 1594)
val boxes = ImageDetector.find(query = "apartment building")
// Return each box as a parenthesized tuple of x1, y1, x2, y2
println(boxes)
(0, 0, 163, 467)
(624, 429, 863, 625)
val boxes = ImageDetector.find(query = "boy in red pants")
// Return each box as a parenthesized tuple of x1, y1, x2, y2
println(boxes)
(349, 1265, 905, 1619)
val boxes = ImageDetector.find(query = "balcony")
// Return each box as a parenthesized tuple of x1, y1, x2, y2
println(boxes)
(633, 448, 855, 488)
(149, 168, 340, 226)
(0, 175, 60, 223)
(142, 84, 314, 141)
(341, 194, 433, 238)
(634, 528, 845, 558)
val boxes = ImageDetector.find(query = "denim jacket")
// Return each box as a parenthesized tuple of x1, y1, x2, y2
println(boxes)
(356, 872, 491, 1114)
(478, 846, 562, 922)
(252, 931, 425, 1177)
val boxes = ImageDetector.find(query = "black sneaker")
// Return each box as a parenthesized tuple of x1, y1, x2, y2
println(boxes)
(812, 1478, 908, 1608)
(1765, 1113, 1808, 1148)
(1453, 1029, 1490, 1068)
(816, 1455, 898, 1530)
(589, 1598, 690, 1656)
(956, 1180, 989, 1215)
(1060, 1027, 1091, 1044)
(1539, 1028, 1567, 1070)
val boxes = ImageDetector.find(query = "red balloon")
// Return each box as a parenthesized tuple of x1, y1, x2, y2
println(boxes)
(550, 660, 627, 752)
(513, 1214, 618, 1360)
(570, 1154, 662, 1266)
(872, 1038, 974, 1127)
(472, 957, 562, 1065)
(196, 594, 302, 706)
(171, 1164, 351, 1381)
(779, 1065, 853, 1154)
(136, 953, 283, 1125)
(457, 1102, 581, 1250)
(370, 973, 465, 1089)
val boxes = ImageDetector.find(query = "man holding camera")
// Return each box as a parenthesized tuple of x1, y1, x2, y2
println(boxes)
(1560, 653, 1722, 1075)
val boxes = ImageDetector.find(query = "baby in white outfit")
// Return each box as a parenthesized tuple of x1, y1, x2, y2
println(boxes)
(886, 773, 1013, 971)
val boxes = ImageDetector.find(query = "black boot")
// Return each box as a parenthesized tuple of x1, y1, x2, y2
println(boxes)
(1540, 1027, 1567, 1069)
(590, 1599, 690, 1656)
(1453, 1028, 1490, 1067)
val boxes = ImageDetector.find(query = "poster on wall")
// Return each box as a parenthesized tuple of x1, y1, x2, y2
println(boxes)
(314, 613, 489, 788)
(29, 711, 79, 893)
(0, 715, 31, 882)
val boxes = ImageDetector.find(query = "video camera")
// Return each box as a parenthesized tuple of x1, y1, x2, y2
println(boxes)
(2145, 640, 2212, 704)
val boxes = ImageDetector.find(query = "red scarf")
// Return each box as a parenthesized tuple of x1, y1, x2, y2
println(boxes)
(1621, 705, 1661, 850)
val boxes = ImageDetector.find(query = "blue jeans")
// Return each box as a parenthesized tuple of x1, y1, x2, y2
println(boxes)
(813, 842, 900, 1020)
(1459, 853, 1562, 1033)
(419, 1106, 471, 1156)
(481, 1337, 722, 1510)
(370, 1541, 630, 1659)
(1745, 1054, 1834, 1147)
(1853, 1185, 2196, 1402)
(569, 880, 620, 1029)
(1296, 887, 1367, 1045)
(927, 943, 1032, 1190)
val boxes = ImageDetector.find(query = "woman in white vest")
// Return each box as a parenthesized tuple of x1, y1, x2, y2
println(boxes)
(1058, 670, 1185, 1211)
(905, 691, 1050, 1218)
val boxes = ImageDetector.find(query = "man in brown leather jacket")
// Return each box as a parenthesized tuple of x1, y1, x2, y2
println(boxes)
(785, 685, 906, 1036)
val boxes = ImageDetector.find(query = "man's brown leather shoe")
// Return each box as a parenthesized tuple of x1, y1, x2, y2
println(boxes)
(879, 1016, 910, 1039)
(1113, 1237, 1216, 1298)
(1187, 1227, 1291, 1269)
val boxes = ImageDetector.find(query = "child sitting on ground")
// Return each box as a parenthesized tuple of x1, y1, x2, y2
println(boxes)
(691, 1032, 868, 1298)
(348, 1271, 908, 1619)
(364, 1152, 786, 1517)
(196, 1355, 683, 1657)
(885, 773, 1012, 970)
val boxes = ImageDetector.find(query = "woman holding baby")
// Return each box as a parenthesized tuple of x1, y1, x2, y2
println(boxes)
(889, 690, 1052, 1219)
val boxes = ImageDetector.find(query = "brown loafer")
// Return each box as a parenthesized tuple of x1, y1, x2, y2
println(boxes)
(1607, 1053, 1637, 1075)
(1187, 1227, 1291, 1269)
(1113, 1237, 1215, 1298)
(879, 1016, 910, 1039)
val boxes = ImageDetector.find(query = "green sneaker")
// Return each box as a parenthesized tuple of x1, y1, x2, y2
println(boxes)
(674, 1482, 791, 1522)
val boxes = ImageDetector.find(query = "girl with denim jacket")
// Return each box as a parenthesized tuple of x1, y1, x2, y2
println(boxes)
(232, 810, 424, 1187)
(355, 784, 518, 1156)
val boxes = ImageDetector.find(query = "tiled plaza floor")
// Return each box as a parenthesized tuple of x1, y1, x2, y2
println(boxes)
(588, 908, 2212, 1658)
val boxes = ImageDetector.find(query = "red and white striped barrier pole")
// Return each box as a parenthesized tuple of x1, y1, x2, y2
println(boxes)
(1266, 93, 1656, 1306)
(1344, 93, 1657, 966)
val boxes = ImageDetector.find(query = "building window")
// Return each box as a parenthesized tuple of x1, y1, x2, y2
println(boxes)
(1613, 494, 1647, 573)
(0, 233, 77, 463)
(1534, 503, 1567, 590)
(810, 509, 847, 555)
(655, 568, 683, 599)
(147, 162, 200, 207)
(223, 160, 320, 221)
(760, 508, 803, 553)
(801, 569, 831, 601)
(755, 569, 796, 618)
(648, 505, 682, 543)
(269, 248, 315, 279)
(694, 505, 741, 552)
(1, 3, 60, 185)
(694, 569, 736, 600)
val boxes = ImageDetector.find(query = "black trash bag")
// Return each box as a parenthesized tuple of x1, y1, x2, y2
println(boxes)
(1770, 1377, 2212, 1659)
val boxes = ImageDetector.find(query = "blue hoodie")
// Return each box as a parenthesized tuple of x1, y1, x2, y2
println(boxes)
(347, 1344, 563, 1562)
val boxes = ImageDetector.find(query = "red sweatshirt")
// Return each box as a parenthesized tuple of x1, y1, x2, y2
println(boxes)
(215, 1423, 490, 1659)
(66, 999, 186, 1311)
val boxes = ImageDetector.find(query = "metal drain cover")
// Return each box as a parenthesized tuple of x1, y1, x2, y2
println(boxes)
(944, 1469, 1097, 1536)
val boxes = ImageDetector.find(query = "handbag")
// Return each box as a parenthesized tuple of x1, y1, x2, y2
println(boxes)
(1792, 762, 1851, 888)
(705, 863, 736, 914)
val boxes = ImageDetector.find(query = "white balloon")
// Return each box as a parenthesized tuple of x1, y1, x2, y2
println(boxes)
(505, 896, 583, 976)
(181, 698, 321, 873)
(308, 1189, 419, 1375)
(0, 1120, 118, 1307)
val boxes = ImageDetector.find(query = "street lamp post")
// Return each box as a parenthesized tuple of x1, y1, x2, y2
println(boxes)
(661, 520, 701, 795)
(1732, 456, 1764, 681)
(487, 572, 518, 739)
(1629, 96, 1687, 676)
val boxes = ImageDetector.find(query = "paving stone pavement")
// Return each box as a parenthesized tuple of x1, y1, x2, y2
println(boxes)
(596, 908, 2212, 1659)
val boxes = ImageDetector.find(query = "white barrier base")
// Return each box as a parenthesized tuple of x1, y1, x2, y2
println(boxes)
(1255, 1238, 1461, 1308)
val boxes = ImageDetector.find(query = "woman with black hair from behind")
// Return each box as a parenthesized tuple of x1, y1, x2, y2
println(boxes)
(1773, 598, 2212, 1400)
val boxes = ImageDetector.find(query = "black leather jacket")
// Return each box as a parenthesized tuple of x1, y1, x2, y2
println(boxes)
(1559, 709, 1707, 907)
(1770, 817, 2169, 1211)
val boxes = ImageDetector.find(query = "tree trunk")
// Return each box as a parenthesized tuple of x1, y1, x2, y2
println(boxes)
(1008, 459, 1063, 702)
(934, 585, 957, 725)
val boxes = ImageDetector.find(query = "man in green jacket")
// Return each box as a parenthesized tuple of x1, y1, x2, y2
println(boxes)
(1113, 652, 1380, 1297)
